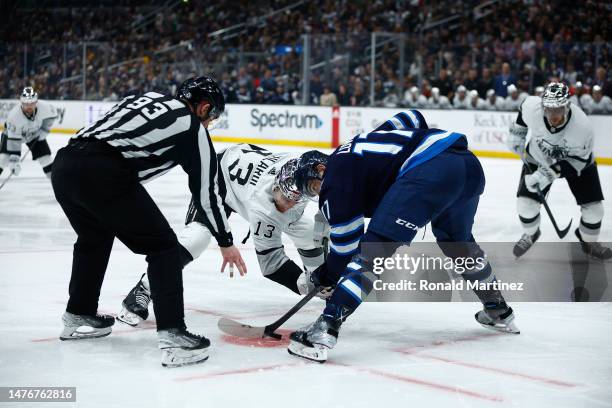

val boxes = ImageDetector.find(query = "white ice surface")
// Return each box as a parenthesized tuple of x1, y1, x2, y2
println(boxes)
(1, 135, 611, 408)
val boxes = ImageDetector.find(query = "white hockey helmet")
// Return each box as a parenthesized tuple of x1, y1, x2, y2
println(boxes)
(542, 82, 570, 125)
(20, 87, 38, 104)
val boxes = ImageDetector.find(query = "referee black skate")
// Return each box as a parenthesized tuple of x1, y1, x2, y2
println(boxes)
(51, 76, 246, 367)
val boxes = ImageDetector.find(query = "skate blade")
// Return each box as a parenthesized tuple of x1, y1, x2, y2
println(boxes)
(478, 320, 520, 334)
(161, 347, 210, 368)
(60, 325, 112, 341)
(117, 307, 144, 327)
(287, 340, 327, 363)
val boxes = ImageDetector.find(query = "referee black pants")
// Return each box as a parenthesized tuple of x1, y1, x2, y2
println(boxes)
(52, 139, 184, 330)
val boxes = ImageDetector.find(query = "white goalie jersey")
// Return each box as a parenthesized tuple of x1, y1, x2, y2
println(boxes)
(218, 144, 319, 276)
(520, 96, 594, 174)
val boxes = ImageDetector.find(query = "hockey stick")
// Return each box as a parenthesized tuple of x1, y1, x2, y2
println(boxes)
(218, 285, 319, 340)
(218, 239, 333, 340)
(521, 156, 571, 238)
(0, 143, 34, 191)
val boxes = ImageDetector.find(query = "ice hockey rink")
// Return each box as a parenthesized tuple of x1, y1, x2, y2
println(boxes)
(1, 135, 611, 408)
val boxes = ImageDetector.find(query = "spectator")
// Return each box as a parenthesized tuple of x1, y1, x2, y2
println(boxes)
(477, 68, 495, 99)
(494, 63, 516, 97)
(431, 69, 454, 98)
(463, 69, 479, 95)
(593, 67, 612, 98)
(336, 83, 351, 106)
(319, 85, 338, 106)
(236, 85, 252, 104)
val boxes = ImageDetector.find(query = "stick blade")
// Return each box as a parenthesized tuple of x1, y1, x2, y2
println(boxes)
(558, 219, 572, 238)
(218, 317, 266, 338)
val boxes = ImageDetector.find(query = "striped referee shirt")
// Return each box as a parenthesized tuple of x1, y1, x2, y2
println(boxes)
(74, 91, 233, 247)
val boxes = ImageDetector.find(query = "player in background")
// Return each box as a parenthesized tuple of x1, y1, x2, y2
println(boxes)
(452, 85, 469, 109)
(467, 89, 486, 110)
(287, 110, 519, 363)
(483, 89, 505, 111)
(117, 144, 331, 326)
(503, 84, 527, 111)
(425, 87, 451, 109)
(0, 87, 57, 178)
(52, 76, 246, 367)
(403, 86, 427, 108)
(569, 82, 593, 111)
(507, 82, 611, 260)
(583, 85, 612, 114)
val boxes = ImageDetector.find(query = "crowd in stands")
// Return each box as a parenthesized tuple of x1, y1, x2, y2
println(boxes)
(1, 0, 611, 113)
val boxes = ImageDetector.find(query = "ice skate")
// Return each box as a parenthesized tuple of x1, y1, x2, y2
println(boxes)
(475, 305, 520, 334)
(576, 229, 612, 261)
(60, 312, 115, 340)
(158, 326, 211, 368)
(117, 273, 151, 326)
(288, 315, 340, 363)
(513, 229, 541, 258)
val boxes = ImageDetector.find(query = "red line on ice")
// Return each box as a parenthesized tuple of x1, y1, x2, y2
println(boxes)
(174, 363, 303, 382)
(329, 362, 504, 402)
(405, 352, 579, 388)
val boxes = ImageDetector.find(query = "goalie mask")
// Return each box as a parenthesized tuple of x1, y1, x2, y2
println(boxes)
(541, 82, 570, 127)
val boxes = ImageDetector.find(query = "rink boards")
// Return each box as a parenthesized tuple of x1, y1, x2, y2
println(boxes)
(1, 99, 611, 164)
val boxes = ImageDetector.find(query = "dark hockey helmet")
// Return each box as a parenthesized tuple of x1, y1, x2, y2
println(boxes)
(541, 82, 570, 124)
(176, 76, 225, 120)
(294, 150, 329, 198)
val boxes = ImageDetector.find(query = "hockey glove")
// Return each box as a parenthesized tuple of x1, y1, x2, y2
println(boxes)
(525, 166, 558, 193)
(507, 123, 528, 155)
(9, 155, 21, 176)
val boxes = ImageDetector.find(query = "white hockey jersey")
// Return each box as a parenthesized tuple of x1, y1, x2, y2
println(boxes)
(483, 96, 505, 110)
(403, 92, 427, 108)
(519, 96, 594, 174)
(583, 95, 612, 114)
(218, 144, 319, 276)
(4, 101, 58, 155)
(503, 93, 528, 111)
(452, 95, 470, 109)
(425, 95, 451, 109)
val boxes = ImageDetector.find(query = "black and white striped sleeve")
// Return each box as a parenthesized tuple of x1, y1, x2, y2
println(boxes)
(187, 125, 233, 247)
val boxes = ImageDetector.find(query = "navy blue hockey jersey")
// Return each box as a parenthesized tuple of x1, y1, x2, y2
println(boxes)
(319, 110, 467, 274)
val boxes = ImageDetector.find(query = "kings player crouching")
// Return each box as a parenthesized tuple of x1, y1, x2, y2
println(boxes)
(507, 82, 611, 260)
(117, 144, 331, 326)
(0, 87, 57, 179)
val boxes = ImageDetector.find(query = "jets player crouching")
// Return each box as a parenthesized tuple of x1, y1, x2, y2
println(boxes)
(0, 87, 58, 179)
(507, 82, 611, 260)
(118, 144, 331, 326)
(287, 110, 520, 363)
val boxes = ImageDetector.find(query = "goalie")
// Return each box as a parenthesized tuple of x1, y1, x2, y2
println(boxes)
(507, 82, 610, 260)
(118, 144, 331, 326)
